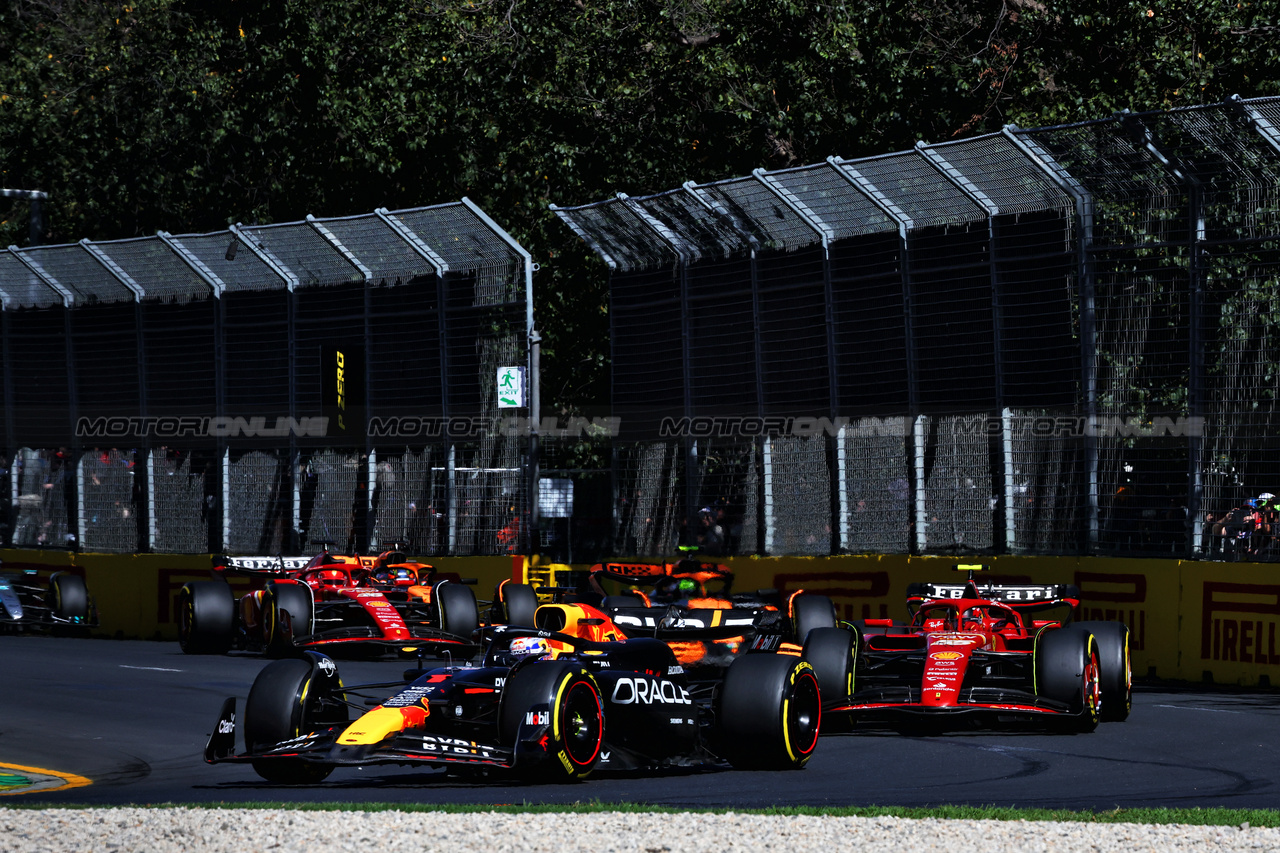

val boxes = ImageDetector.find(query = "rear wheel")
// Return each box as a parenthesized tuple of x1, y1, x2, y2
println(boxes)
(791, 594, 837, 644)
(48, 573, 88, 621)
(1036, 627, 1101, 733)
(801, 627, 856, 706)
(1075, 621, 1131, 722)
(716, 654, 821, 770)
(178, 581, 235, 655)
(262, 583, 313, 658)
(244, 656, 347, 783)
(499, 661, 603, 781)
(436, 581, 479, 639)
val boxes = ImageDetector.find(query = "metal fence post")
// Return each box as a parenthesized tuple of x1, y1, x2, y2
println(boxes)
(916, 142, 1011, 552)
(1003, 127, 1100, 553)
(827, 158, 922, 552)
(461, 197, 539, 557)
(616, 193, 699, 550)
(750, 169, 842, 553)
(1122, 113, 1205, 559)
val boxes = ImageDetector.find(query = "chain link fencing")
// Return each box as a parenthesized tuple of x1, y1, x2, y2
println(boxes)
(555, 96, 1280, 561)
(0, 200, 533, 556)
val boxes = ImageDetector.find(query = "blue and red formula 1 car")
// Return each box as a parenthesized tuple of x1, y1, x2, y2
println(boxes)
(800, 564, 1131, 732)
(177, 548, 479, 658)
(204, 600, 822, 782)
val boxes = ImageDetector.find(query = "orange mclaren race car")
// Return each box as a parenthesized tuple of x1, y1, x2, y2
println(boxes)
(177, 548, 479, 658)
(204, 601, 822, 782)
(583, 552, 839, 674)
(800, 565, 1131, 733)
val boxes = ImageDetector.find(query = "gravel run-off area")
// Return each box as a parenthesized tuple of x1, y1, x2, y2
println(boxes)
(3, 809, 1280, 853)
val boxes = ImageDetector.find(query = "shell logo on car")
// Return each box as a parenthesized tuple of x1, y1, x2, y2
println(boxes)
(930, 651, 964, 661)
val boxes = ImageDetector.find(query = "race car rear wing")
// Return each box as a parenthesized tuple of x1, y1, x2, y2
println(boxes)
(906, 582, 1082, 607)
(212, 555, 314, 575)
(589, 561, 732, 584)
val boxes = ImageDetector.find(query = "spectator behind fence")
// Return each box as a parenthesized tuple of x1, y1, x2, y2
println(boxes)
(1254, 493, 1277, 558)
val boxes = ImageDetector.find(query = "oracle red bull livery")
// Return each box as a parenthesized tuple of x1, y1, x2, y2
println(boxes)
(204, 601, 822, 782)
(177, 548, 479, 657)
(800, 565, 1131, 732)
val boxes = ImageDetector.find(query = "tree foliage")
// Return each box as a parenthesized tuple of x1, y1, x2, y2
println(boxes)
(2, 0, 1278, 413)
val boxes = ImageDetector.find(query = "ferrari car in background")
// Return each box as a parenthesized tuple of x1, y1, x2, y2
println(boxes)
(0, 565, 97, 632)
(801, 564, 1130, 733)
(205, 600, 822, 783)
(177, 548, 479, 658)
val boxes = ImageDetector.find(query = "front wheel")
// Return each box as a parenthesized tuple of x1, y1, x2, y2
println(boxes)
(436, 581, 479, 639)
(244, 654, 347, 783)
(48, 573, 89, 621)
(494, 581, 539, 628)
(716, 654, 821, 770)
(499, 661, 604, 781)
(791, 594, 837, 644)
(802, 627, 856, 706)
(1075, 621, 1131, 722)
(1035, 627, 1101, 733)
(262, 582, 314, 658)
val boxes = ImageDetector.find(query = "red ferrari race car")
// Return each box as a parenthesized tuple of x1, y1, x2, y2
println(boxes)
(177, 548, 479, 658)
(204, 600, 822, 783)
(802, 564, 1131, 733)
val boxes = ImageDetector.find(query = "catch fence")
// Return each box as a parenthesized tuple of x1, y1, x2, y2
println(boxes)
(554, 95, 1280, 561)
(0, 200, 535, 556)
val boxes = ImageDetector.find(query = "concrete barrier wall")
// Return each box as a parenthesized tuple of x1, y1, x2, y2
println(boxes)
(5, 548, 1276, 686)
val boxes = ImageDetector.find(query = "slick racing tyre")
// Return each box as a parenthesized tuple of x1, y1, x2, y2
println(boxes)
(435, 580, 480, 639)
(244, 654, 348, 784)
(1035, 626, 1101, 733)
(1075, 620, 1132, 722)
(177, 581, 235, 655)
(802, 627, 856, 706)
(499, 661, 604, 781)
(48, 572, 89, 621)
(791, 594, 838, 644)
(716, 653, 821, 770)
(263, 582, 314, 658)
(495, 581, 539, 628)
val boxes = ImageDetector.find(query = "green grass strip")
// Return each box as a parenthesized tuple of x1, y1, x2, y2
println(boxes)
(3, 801, 1279, 827)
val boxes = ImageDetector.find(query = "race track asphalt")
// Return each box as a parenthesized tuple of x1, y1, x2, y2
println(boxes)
(3, 633, 1277, 809)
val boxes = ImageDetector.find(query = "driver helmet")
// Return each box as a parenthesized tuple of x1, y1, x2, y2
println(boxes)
(317, 568, 347, 588)
(677, 578, 699, 597)
(509, 636, 549, 658)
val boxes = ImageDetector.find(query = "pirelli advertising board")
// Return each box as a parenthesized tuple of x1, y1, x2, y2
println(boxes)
(3, 546, 1279, 686)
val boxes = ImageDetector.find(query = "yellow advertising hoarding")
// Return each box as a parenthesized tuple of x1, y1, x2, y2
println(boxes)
(5, 546, 1279, 685)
